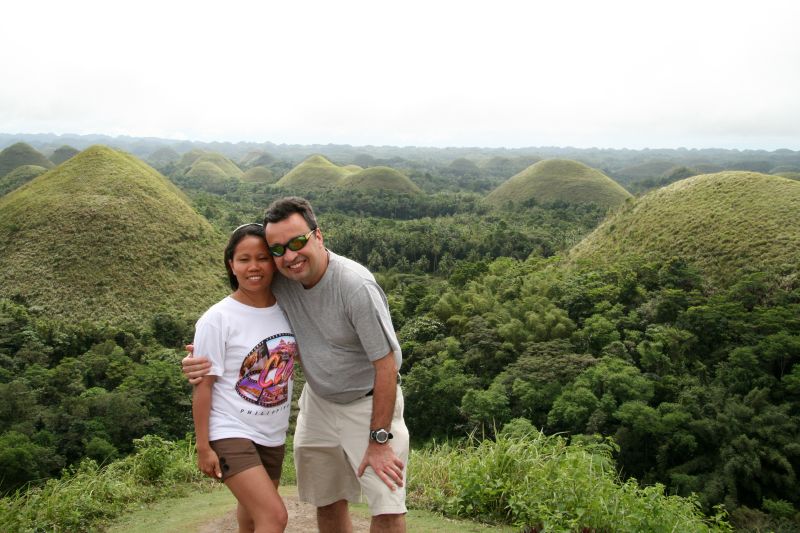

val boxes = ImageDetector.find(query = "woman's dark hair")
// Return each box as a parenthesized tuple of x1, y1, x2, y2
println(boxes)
(224, 223, 266, 290)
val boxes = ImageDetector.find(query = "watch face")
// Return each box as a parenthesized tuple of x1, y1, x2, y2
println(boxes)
(376, 430, 389, 443)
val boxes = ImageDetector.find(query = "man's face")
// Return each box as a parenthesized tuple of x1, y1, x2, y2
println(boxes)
(266, 213, 327, 288)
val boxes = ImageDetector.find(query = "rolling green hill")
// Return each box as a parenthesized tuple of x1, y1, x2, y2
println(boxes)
(0, 145, 227, 324)
(181, 151, 243, 180)
(0, 142, 54, 177)
(241, 165, 276, 183)
(49, 145, 80, 165)
(569, 171, 800, 285)
(147, 146, 181, 169)
(275, 154, 359, 188)
(486, 159, 632, 209)
(0, 165, 48, 196)
(338, 166, 422, 194)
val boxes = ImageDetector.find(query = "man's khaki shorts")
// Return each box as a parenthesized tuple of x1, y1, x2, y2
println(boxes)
(209, 438, 285, 482)
(293, 384, 409, 516)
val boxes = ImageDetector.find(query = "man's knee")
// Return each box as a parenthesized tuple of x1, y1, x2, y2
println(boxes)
(371, 512, 406, 533)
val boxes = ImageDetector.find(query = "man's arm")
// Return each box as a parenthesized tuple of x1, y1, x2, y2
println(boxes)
(192, 376, 222, 478)
(182, 344, 212, 385)
(357, 351, 405, 490)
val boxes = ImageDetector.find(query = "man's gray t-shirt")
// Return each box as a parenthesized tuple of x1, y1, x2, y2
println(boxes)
(272, 250, 402, 404)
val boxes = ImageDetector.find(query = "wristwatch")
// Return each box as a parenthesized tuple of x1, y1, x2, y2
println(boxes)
(369, 428, 393, 444)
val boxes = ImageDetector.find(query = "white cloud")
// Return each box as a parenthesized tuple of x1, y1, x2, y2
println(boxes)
(1, 0, 798, 148)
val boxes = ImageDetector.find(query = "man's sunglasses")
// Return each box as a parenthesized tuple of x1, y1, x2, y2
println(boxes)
(268, 229, 317, 257)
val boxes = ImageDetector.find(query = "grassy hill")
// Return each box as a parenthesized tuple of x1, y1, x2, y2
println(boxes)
(181, 151, 243, 180)
(338, 166, 422, 194)
(0, 142, 54, 177)
(0, 145, 227, 324)
(276, 155, 359, 188)
(241, 165, 276, 183)
(147, 147, 181, 169)
(49, 145, 80, 165)
(486, 159, 632, 209)
(569, 171, 800, 285)
(0, 165, 48, 196)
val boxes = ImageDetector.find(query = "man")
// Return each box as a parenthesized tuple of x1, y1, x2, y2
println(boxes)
(184, 196, 408, 533)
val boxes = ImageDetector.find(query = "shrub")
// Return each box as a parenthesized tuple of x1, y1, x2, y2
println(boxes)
(408, 431, 732, 532)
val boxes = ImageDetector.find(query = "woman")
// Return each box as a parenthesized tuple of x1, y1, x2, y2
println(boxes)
(192, 223, 296, 533)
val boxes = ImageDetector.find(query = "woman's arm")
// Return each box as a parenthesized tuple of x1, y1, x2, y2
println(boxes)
(192, 376, 221, 478)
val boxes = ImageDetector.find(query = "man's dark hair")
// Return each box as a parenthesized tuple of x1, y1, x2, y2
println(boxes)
(224, 223, 266, 290)
(263, 196, 318, 230)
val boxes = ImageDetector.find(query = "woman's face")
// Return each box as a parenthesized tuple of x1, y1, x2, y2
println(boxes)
(229, 235, 275, 293)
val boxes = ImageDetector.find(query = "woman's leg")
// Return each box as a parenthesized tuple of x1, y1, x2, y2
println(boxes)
(225, 465, 288, 533)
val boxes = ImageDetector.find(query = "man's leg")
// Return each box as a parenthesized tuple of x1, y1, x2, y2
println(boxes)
(371, 513, 405, 533)
(317, 499, 352, 533)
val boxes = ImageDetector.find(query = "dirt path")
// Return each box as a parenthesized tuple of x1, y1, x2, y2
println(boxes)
(197, 492, 372, 532)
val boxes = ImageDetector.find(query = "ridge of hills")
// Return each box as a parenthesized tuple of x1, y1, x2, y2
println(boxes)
(0, 145, 227, 324)
(0, 142, 54, 177)
(569, 171, 800, 285)
(277, 155, 421, 193)
(486, 159, 632, 209)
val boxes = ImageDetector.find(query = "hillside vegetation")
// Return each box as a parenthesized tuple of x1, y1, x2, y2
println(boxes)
(486, 159, 632, 209)
(569, 171, 800, 286)
(0, 145, 227, 324)
(338, 166, 422, 194)
(49, 145, 80, 165)
(0, 165, 48, 196)
(0, 142, 54, 177)
(276, 154, 359, 188)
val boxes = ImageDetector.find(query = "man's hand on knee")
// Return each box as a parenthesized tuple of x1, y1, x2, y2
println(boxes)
(357, 442, 405, 491)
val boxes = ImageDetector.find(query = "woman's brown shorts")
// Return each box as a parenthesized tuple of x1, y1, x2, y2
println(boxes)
(209, 438, 285, 482)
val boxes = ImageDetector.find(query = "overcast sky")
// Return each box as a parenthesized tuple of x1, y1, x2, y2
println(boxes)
(1, 0, 798, 150)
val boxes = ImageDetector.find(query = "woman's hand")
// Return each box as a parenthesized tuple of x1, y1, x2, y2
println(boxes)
(182, 344, 212, 385)
(197, 446, 222, 479)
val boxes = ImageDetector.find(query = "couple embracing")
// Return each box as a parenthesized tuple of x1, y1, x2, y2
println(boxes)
(187, 196, 409, 532)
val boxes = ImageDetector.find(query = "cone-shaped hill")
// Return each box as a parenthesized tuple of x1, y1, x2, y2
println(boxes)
(569, 171, 800, 286)
(275, 155, 360, 189)
(0, 142, 54, 177)
(242, 166, 277, 183)
(0, 165, 48, 196)
(486, 159, 632, 209)
(50, 145, 80, 165)
(338, 166, 421, 194)
(179, 150, 243, 180)
(0, 145, 228, 324)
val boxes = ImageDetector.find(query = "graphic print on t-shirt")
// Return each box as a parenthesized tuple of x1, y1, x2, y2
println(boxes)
(235, 333, 296, 407)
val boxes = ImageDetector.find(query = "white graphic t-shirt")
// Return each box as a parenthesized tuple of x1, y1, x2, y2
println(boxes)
(193, 296, 295, 447)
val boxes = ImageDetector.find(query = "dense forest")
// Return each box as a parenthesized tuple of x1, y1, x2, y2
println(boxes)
(1, 135, 799, 531)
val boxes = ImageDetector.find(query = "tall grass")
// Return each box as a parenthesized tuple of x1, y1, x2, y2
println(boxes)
(408, 431, 732, 532)
(0, 435, 208, 533)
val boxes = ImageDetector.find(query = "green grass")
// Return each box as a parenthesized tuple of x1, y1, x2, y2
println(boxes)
(0, 145, 228, 324)
(1, 432, 731, 533)
(486, 158, 632, 209)
(105, 485, 234, 533)
(276, 154, 360, 188)
(0, 142, 54, 177)
(105, 485, 514, 533)
(408, 431, 731, 532)
(339, 166, 422, 194)
(569, 170, 800, 287)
